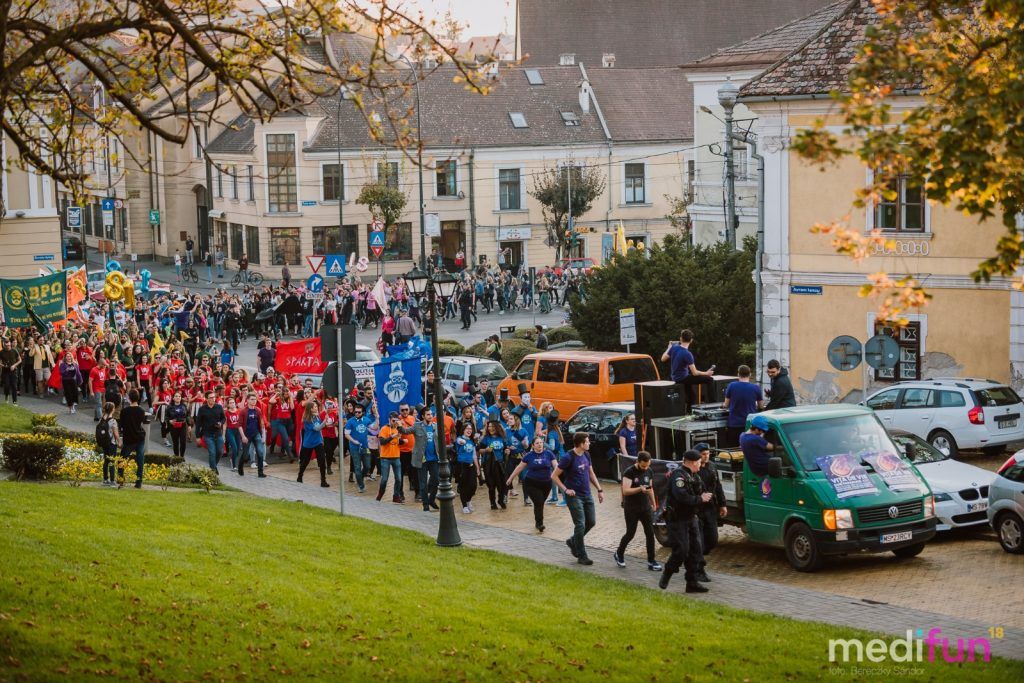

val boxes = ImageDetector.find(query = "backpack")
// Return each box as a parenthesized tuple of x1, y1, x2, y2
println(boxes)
(95, 418, 113, 449)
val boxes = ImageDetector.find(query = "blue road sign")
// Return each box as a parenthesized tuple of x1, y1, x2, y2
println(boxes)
(369, 231, 385, 247)
(66, 206, 82, 229)
(101, 198, 115, 211)
(307, 273, 325, 293)
(325, 254, 347, 277)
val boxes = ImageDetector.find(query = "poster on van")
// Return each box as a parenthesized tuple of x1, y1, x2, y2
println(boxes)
(862, 452, 923, 493)
(815, 453, 879, 499)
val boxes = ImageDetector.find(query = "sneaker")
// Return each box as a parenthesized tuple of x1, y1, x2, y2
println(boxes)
(468, 502, 474, 512)
(163, 439, 171, 447)
(357, 486, 366, 493)
(71, 405, 76, 414)
(556, 499, 567, 507)
(613, 551, 626, 568)
(508, 490, 518, 498)
(375, 490, 384, 501)
(648, 561, 664, 572)
(659, 572, 671, 590)
(490, 503, 498, 510)
(462, 506, 471, 514)
(258, 473, 267, 478)
(368, 474, 377, 481)
(524, 499, 532, 507)
(250, 462, 256, 469)
(536, 523, 545, 533)
(577, 557, 594, 566)
(686, 582, 709, 594)
(134, 480, 142, 489)
(695, 570, 711, 583)
(546, 498, 558, 505)
(321, 482, 330, 488)
(565, 538, 578, 558)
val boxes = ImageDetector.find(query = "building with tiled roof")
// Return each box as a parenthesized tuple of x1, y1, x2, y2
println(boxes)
(517, 0, 839, 67)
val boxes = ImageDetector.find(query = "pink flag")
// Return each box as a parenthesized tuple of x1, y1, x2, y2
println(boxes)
(371, 276, 389, 311)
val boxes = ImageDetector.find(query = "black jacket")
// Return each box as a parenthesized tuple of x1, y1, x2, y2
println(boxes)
(666, 467, 704, 521)
(697, 463, 726, 509)
(766, 368, 796, 410)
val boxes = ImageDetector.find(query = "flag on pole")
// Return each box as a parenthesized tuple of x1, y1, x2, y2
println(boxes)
(616, 221, 628, 254)
(371, 277, 389, 311)
(150, 329, 165, 360)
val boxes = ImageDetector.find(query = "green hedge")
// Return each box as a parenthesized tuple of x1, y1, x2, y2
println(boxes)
(29, 425, 182, 466)
(436, 339, 466, 356)
(465, 338, 536, 372)
(167, 463, 222, 491)
(2, 434, 65, 480)
(548, 325, 580, 345)
(31, 413, 58, 428)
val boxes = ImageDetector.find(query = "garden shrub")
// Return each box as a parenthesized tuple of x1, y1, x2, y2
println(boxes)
(33, 425, 90, 442)
(30, 413, 58, 428)
(466, 338, 536, 372)
(548, 325, 580, 345)
(1, 434, 65, 480)
(436, 339, 466, 356)
(167, 463, 222, 491)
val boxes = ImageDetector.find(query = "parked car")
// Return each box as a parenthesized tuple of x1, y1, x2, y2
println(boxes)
(431, 356, 508, 398)
(63, 236, 84, 261)
(862, 378, 1024, 457)
(299, 345, 381, 388)
(561, 402, 634, 481)
(555, 257, 596, 275)
(988, 450, 1024, 553)
(888, 430, 996, 531)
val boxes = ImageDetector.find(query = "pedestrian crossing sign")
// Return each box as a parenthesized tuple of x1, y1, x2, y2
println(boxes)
(325, 254, 347, 277)
(369, 231, 385, 247)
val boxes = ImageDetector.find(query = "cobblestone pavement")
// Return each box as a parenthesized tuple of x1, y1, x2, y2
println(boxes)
(17, 393, 1023, 661)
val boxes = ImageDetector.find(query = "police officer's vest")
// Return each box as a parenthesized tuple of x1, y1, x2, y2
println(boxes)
(664, 468, 702, 522)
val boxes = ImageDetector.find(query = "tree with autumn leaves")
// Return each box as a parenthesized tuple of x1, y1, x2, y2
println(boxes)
(0, 0, 495, 214)
(792, 0, 1024, 323)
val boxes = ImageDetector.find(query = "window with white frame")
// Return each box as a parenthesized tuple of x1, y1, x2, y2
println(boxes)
(436, 160, 457, 197)
(624, 163, 646, 204)
(214, 165, 222, 198)
(193, 124, 204, 159)
(498, 169, 521, 210)
(247, 165, 255, 201)
(732, 144, 749, 181)
(873, 175, 926, 233)
(266, 133, 297, 213)
(873, 320, 923, 381)
(322, 163, 344, 201)
(230, 165, 238, 200)
(377, 161, 399, 188)
(559, 53, 576, 65)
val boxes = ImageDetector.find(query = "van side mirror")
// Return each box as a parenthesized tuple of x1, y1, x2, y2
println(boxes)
(768, 457, 783, 478)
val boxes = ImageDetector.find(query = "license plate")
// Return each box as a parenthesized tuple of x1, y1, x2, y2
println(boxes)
(967, 501, 988, 512)
(880, 531, 913, 544)
(999, 419, 1017, 429)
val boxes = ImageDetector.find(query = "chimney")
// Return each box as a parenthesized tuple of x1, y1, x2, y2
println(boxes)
(579, 80, 592, 113)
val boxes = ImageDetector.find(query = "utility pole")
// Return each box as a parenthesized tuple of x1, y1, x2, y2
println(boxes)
(565, 162, 573, 260)
(718, 80, 739, 250)
(337, 87, 345, 268)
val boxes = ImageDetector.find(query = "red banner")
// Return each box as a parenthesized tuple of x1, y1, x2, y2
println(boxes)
(275, 337, 328, 377)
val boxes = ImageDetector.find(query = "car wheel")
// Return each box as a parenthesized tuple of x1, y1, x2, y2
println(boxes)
(995, 511, 1024, 554)
(891, 542, 926, 559)
(928, 430, 959, 459)
(784, 522, 823, 572)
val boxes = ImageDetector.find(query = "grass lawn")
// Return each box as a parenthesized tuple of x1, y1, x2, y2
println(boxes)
(0, 402, 35, 433)
(0, 484, 1018, 681)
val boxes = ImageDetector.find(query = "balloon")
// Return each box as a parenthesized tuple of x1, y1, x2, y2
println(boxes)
(104, 271, 136, 310)
(105, 259, 122, 273)
(355, 256, 370, 272)
(139, 269, 152, 294)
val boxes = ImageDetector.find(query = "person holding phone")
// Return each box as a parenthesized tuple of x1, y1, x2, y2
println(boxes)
(613, 451, 662, 572)
(660, 329, 715, 411)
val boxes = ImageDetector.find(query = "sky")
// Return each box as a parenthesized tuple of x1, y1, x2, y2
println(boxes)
(399, 0, 516, 36)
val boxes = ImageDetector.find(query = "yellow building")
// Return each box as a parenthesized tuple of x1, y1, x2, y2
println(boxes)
(0, 134, 62, 278)
(739, 0, 1019, 401)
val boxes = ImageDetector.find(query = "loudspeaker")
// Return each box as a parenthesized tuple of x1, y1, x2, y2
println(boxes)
(634, 381, 684, 425)
(707, 375, 739, 403)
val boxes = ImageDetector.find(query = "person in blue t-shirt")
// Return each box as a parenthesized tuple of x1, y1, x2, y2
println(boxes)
(454, 423, 481, 513)
(507, 436, 558, 532)
(660, 329, 715, 411)
(419, 408, 440, 511)
(616, 413, 639, 458)
(740, 415, 774, 477)
(344, 404, 374, 492)
(543, 409, 567, 505)
(481, 420, 509, 509)
(723, 365, 764, 446)
(552, 432, 605, 566)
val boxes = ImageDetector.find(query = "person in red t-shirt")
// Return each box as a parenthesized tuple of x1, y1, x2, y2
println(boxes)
(322, 399, 340, 476)
(224, 396, 245, 471)
(77, 341, 96, 399)
(88, 358, 109, 422)
(136, 358, 152, 405)
(268, 388, 296, 462)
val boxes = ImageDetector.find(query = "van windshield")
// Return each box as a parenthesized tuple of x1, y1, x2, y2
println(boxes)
(780, 414, 900, 471)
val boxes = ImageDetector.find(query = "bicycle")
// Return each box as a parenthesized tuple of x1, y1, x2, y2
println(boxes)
(181, 265, 199, 284)
(231, 269, 264, 287)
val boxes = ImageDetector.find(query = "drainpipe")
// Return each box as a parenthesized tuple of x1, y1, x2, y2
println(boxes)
(746, 136, 766, 384)
(147, 131, 156, 259)
(606, 142, 613, 235)
(468, 149, 477, 265)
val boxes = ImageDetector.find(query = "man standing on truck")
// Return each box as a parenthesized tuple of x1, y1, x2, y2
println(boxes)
(661, 329, 715, 411)
(740, 415, 775, 476)
(694, 443, 728, 583)
(723, 365, 764, 446)
(764, 359, 796, 410)
(659, 450, 712, 592)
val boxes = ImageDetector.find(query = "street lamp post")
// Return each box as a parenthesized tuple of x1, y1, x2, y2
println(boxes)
(718, 79, 739, 250)
(398, 55, 427, 270)
(404, 264, 461, 546)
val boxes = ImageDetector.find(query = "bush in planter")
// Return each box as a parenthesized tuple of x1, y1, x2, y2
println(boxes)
(167, 463, 221, 491)
(436, 338, 465, 356)
(466, 338, 535, 372)
(33, 425, 91, 443)
(548, 325, 580, 345)
(1, 434, 65, 480)
(31, 413, 58, 428)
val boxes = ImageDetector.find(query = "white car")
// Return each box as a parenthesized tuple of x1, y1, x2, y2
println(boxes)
(298, 344, 380, 388)
(863, 378, 1024, 457)
(430, 356, 508, 398)
(889, 430, 996, 531)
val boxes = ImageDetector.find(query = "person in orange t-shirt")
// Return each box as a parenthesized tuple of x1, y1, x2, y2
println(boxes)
(376, 412, 405, 503)
(397, 403, 417, 500)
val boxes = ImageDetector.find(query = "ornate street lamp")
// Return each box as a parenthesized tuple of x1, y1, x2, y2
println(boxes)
(404, 265, 461, 546)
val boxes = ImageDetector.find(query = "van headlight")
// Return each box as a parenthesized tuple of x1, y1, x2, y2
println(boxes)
(933, 492, 952, 502)
(823, 509, 854, 530)
(923, 496, 935, 518)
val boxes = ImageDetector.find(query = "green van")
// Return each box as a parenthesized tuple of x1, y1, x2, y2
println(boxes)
(638, 404, 938, 571)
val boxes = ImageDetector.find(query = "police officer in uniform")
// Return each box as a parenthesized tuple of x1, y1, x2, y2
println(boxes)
(693, 442, 727, 583)
(659, 449, 712, 592)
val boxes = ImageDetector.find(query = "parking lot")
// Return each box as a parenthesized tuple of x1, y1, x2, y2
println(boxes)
(264, 447, 1022, 630)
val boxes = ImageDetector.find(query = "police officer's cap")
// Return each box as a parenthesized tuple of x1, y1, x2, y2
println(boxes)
(693, 442, 711, 453)
(682, 449, 702, 462)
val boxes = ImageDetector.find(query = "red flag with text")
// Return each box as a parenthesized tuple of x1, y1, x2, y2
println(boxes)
(274, 337, 328, 377)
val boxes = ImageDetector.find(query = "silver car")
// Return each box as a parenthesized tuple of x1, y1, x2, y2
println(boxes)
(988, 450, 1024, 553)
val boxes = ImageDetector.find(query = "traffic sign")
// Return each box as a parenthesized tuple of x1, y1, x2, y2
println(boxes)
(307, 254, 325, 273)
(369, 230, 385, 258)
(321, 361, 356, 399)
(67, 206, 82, 229)
(371, 219, 385, 231)
(619, 308, 637, 346)
(827, 335, 863, 372)
(149, 209, 160, 225)
(101, 198, 114, 227)
(306, 273, 325, 293)
(325, 254, 347, 277)
(114, 199, 124, 210)
(864, 334, 899, 370)
(320, 324, 356, 362)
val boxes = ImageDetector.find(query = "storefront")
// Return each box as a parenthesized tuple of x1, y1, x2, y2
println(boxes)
(497, 226, 531, 272)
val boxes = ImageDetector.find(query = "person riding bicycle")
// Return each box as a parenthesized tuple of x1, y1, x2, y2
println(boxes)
(238, 254, 249, 283)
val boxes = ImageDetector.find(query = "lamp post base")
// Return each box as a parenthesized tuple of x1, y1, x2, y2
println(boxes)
(435, 462, 462, 547)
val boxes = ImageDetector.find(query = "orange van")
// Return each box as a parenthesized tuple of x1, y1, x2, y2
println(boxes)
(498, 351, 660, 417)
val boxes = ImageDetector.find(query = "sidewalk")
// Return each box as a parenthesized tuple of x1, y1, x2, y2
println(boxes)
(16, 392, 1024, 661)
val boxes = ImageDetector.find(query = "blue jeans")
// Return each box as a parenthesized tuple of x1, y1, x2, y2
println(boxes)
(303, 314, 313, 337)
(204, 433, 225, 471)
(379, 458, 402, 497)
(216, 262, 225, 277)
(175, 264, 182, 280)
(350, 444, 372, 490)
(566, 493, 597, 560)
(270, 418, 294, 457)
(121, 439, 146, 483)
(226, 430, 242, 468)
(244, 431, 266, 472)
